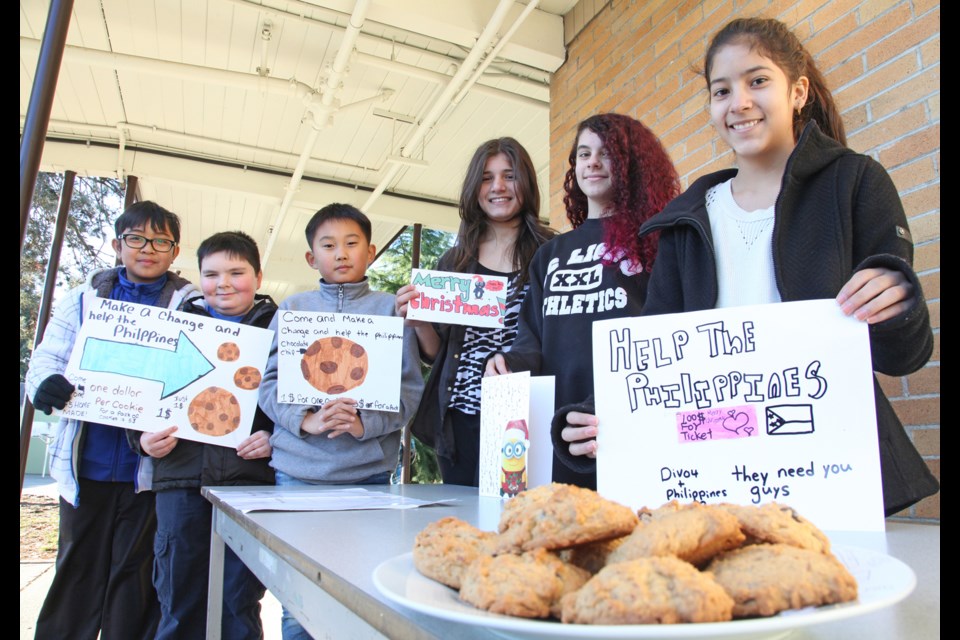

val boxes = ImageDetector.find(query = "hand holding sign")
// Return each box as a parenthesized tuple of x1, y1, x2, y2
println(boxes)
(561, 411, 599, 458)
(395, 284, 425, 326)
(837, 267, 912, 323)
(300, 398, 364, 439)
(140, 426, 179, 458)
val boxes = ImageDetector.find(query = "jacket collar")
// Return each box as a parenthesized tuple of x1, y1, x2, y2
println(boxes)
(640, 122, 852, 236)
(88, 266, 194, 303)
(179, 293, 278, 325)
(317, 278, 371, 302)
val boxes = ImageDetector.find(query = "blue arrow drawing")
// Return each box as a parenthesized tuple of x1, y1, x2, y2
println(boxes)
(79, 331, 214, 398)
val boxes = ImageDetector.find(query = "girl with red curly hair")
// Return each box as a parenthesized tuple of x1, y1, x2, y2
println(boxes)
(487, 113, 679, 488)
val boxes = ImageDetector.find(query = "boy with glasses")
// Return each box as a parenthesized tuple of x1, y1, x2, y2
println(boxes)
(26, 201, 198, 640)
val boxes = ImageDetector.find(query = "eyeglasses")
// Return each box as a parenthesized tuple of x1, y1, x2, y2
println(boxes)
(119, 234, 177, 253)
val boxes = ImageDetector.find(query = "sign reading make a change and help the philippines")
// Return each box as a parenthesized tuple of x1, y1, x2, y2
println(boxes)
(593, 300, 884, 532)
(406, 268, 509, 329)
(61, 293, 273, 449)
(276, 311, 403, 412)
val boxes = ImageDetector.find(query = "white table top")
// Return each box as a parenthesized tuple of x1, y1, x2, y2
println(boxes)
(204, 484, 940, 640)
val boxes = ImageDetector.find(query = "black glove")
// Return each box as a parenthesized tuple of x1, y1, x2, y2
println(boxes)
(33, 374, 75, 415)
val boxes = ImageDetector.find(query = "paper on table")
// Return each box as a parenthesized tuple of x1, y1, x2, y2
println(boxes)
(209, 487, 455, 513)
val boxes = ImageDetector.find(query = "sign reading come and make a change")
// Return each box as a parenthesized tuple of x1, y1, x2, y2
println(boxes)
(593, 300, 885, 532)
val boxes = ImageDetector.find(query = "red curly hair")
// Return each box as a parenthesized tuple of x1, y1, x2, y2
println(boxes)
(562, 113, 680, 271)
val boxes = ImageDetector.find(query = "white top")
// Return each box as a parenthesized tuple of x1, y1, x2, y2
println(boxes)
(706, 178, 781, 308)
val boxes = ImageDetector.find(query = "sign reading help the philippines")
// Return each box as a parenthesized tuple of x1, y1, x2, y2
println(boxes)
(60, 293, 272, 449)
(593, 299, 885, 532)
(405, 268, 509, 329)
(276, 311, 404, 412)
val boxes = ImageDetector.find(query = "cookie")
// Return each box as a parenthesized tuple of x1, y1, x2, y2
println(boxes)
(300, 337, 368, 394)
(718, 503, 831, 553)
(495, 484, 638, 554)
(559, 537, 627, 574)
(560, 556, 734, 624)
(217, 342, 240, 362)
(606, 501, 744, 567)
(233, 366, 262, 391)
(459, 548, 590, 619)
(413, 517, 496, 590)
(188, 386, 241, 437)
(707, 544, 858, 618)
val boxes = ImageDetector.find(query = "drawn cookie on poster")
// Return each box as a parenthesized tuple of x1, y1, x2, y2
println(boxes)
(300, 337, 369, 394)
(183, 343, 266, 438)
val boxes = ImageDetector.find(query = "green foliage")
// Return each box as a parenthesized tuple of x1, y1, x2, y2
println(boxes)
(21, 173, 123, 380)
(367, 226, 454, 295)
(370, 225, 454, 484)
(409, 436, 443, 484)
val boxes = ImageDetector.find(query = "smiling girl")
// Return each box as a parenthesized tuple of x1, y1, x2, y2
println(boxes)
(398, 138, 555, 486)
(486, 114, 679, 488)
(630, 18, 937, 514)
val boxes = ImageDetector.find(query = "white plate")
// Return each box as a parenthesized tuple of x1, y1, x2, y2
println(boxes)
(373, 546, 916, 640)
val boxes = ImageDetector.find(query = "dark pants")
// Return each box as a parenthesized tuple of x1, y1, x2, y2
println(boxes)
(35, 479, 159, 640)
(154, 489, 266, 640)
(438, 409, 481, 487)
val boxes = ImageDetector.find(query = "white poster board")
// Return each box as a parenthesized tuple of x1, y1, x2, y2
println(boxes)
(60, 293, 272, 448)
(406, 268, 509, 329)
(276, 311, 403, 412)
(478, 373, 555, 498)
(593, 300, 884, 532)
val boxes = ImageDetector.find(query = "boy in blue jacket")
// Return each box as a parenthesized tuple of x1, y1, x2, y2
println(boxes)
(26, 201, 197, 640)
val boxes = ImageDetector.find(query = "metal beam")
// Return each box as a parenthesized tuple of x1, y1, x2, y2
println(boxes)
(36, 140, 461, 231)
(401, 222, 423, 484)
(21, 170, 76, 496)
(124, 175, 139, 209)
(20, 0, 74, 253)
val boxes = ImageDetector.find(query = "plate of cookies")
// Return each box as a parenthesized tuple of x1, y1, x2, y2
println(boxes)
(373, 484, 916, 640)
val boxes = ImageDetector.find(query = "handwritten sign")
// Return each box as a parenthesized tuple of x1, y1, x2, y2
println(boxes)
(61, 293, 272, 448)
(276, 311, 403, 412)
(593, 300, 884, 532)
(406, 268, 509, 328)
(478, 373, 554, 498)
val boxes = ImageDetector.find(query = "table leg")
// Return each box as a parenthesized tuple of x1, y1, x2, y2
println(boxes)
(207, 505, 225, 640)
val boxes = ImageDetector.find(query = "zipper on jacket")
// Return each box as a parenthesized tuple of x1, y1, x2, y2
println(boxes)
(769, 122, 815, 300)
(338, 284, 344, 313)
(643, 214, 720, 307)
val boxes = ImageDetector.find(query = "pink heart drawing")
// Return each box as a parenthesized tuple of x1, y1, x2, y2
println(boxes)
(722, 411, 751, 434)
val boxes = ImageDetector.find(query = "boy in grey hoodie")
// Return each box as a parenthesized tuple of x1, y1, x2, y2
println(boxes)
(259, 203, 423, 486)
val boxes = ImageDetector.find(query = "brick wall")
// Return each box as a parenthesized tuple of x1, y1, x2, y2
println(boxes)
(551, 0, 940, 520)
